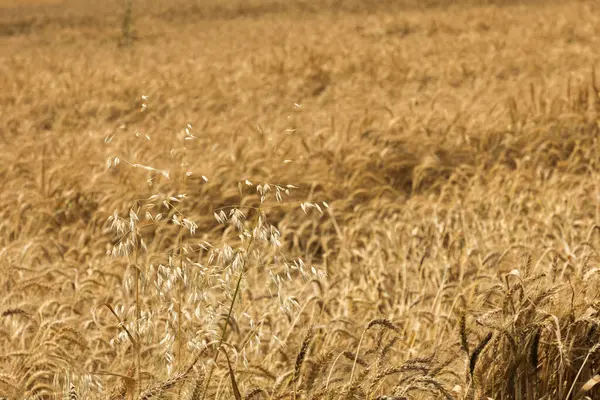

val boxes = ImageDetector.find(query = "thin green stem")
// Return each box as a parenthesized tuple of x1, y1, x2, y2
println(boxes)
(201, 208, 260, 400)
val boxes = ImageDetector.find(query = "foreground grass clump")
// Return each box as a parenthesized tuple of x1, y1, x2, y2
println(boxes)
(1, 0, 600, 398)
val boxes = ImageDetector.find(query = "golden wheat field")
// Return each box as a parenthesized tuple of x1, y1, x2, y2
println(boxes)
(2, 0, 600, 399)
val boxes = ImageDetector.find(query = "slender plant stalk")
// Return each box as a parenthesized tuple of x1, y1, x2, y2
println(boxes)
(133, 246, 141, 397)
(177, 137, 189, 368)
(565, 345, 599, 400)
(201, 209, 260, 400)
(177, 228, 184, 367)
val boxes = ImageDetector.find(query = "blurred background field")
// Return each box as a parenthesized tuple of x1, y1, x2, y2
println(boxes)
(1, 0, 600, 399)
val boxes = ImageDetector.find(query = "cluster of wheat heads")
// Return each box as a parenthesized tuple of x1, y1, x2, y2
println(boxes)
(2, 79, 600, 399)
(2, 0, 600, 399)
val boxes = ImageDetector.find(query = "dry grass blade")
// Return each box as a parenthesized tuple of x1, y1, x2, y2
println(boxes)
(574, 375, 600, 400)
(566, 343, 600, 400)
(223, 350, 242, 400)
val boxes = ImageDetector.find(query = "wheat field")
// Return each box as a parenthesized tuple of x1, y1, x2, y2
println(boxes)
(1, 0, 600, 399)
